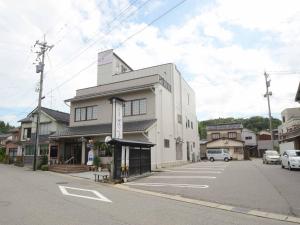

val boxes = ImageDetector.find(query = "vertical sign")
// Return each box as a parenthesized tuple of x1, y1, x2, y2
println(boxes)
(112, 98, 123, 139)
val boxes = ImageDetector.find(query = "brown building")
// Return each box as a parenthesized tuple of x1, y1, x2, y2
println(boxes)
(206, 123, 245, 160)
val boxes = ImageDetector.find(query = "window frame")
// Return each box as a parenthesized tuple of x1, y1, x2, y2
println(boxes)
(74, 106, 97, 122)
(123, 98, 147, 117)
(211, 133, 220, 140)
(228, 132, 237, 139)
(164, 139, 170, 148)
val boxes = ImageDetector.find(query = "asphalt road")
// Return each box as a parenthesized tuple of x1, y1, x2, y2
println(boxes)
(124, 159, 300, 217)
(0, 164, 296, 225)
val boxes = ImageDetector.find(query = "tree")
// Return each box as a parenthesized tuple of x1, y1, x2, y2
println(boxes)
(0, 121, 14, 133)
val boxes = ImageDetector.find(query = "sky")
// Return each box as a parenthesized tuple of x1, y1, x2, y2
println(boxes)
(0, 0, 299, 126)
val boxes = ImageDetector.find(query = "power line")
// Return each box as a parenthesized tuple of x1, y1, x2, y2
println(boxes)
(9, 0, 187, 124)
(44, 0, 150, 77)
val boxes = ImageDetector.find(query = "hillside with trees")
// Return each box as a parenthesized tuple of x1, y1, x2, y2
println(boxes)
(0, 121, 14, 134)
(198, 116, 282, 139)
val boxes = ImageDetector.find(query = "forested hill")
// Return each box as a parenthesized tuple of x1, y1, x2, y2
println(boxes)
(198, 116, 282, 139)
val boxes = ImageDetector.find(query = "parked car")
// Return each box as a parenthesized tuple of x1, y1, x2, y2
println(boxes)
(206, 149, 231, 162)
(262, 150, 281, 164)
(281, 150, 300, 170)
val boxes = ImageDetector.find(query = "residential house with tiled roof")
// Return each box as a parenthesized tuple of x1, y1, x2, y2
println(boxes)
(19, 107, 69, 164)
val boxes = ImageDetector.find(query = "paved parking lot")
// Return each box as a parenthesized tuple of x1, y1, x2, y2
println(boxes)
(124, 159, 300, 217)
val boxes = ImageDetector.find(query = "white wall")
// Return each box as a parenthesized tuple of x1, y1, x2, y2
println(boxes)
(279, 142, 295, 154)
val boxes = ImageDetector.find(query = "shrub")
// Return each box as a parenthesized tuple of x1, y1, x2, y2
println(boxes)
(14, 156, 24, 167)
(38, 155, 48, 170)
(0, 148, 5, 162)
(93, 156, 100, 168)
(41, 165, 48, 171)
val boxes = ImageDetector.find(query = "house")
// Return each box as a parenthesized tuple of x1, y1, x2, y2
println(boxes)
(199, 139, 208, 159)
(206, 123, 245, 160)
(0, 133, 10, 148)
(278, 82, 300, 153)
(5, 128, 21, 162)
(241, 128, 257, 157)
(19, 107, 69, 165)
(50, 49, 200, 169)
(257, 129, 279, 156)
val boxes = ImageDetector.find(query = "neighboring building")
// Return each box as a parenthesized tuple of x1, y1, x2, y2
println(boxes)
(50, 49, 200, 169)
(278, 83, 300, 153)
(5, 128, 21, 162)
(0, 133, 10, 148)
(19, 107, 69, 165)
(257, 129, 279, 156)
(206, 123, 245, 160)
(241, 128, 257, 158)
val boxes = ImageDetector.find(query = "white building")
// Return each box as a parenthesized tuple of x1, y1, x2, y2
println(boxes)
(51, 49, 200, 169)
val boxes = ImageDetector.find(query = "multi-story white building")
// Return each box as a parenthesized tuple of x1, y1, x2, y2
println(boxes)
(51, 49, 200, 169)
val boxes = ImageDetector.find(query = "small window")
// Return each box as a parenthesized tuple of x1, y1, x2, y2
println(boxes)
(140, 99, 147, 114)
(188, 120, 190, 128)
(193, 142, 195, 148)
(191, 122, 193, 129)
(23, 128, 32, 140)
(75, 108, 81, 121)
(80, 107, 86, 121)
(123, 101, 131, 116)
(164, 139, 170, 148)
(245, 136, 252, 140)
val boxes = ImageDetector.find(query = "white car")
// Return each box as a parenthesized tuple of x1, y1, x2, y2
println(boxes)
(281, 150, 300, 170)
(206, 149, 231, 162)
(263, 150, 281, 164)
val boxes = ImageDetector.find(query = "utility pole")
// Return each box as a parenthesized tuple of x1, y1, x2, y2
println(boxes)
(264, 71, 274, 149)
(33, 35, 54, 171)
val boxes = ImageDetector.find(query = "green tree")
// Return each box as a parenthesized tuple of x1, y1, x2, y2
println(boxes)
(0, 121, 14, 133)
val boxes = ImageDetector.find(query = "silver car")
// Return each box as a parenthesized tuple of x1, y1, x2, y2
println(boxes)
(262, 150, 281, 164)
(281, 150, 300, 170)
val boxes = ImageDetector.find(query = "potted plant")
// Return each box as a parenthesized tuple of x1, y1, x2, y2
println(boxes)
(93, 156, 100, 171)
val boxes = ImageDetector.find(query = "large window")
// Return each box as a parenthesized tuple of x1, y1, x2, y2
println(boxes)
(75, 106, 97, 122)
(25, 145, 34, 156)
(123, 99, 147, 116)
(39, 123, 50, 135)
(228, 132, 237, 139)
(23, 128, 31, 140)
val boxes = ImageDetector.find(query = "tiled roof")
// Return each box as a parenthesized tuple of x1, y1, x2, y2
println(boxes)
(19, 107, 69, 124)
(50, 119, 157, 138)
(207, 123, 243, 131)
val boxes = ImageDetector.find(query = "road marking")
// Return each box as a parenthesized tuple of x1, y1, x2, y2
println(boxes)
(163, 170, 221, 174)
(124, 182, 209, 189)
(147, 176, 216, 179)
(58, 185, 112, 203)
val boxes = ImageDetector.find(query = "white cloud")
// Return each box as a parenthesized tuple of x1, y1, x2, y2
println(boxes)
(0, 0, 299, 126)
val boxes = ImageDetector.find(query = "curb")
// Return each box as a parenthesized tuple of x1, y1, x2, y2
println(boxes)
(114, 184, 300, 224)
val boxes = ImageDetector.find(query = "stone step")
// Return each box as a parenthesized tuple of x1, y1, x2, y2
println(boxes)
(49, 165, 89, 173)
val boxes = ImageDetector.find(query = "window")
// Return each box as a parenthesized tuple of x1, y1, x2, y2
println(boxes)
(187, 94, 190, 105)
(282, 116, 285, 123)
(177, 114, 182, 124)
(245, 136, 252, 140)
(132, 100, 140, 115)
(228, 132, 237, 139)
(39, 123, 50, 135)
(164, 139, 170, 148)
(191, 122, 193, 129)
(40, 144, 49, 155)
(123, 101, 131, 116)
(23, 128, 31, 140)
(193, 142, 195, 148)
(75, 106, 97, 122)
(25, 145, 34, 155)
(212, 133, 220, 140)
(123, 99, 147, 116)
(188, 120, 190, 128)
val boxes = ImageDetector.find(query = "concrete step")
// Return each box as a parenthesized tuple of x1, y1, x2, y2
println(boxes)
(49, 165, 89, 173)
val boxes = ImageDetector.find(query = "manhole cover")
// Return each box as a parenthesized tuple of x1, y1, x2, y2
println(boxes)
(56, 182, 68, 185)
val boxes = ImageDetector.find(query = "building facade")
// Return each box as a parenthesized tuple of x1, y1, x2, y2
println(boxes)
(19, 107, 69, 165)
(51, 49, 200, 169)
(206, 123, 245, 160)
(241, 128, 257, 158)
(278, 82, 300, 153)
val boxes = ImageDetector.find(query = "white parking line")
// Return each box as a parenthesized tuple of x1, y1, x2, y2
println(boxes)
(147, 176, 216, 179)
(163, 170, 222, 174)
(125, 182, 209, 189)
(58, 186, 112, 203)
(176, 168, 225, 170)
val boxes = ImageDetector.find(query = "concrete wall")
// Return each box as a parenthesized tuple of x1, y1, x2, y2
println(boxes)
(279, 141, 295, 154)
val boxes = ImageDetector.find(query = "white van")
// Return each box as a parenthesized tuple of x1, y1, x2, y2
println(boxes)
(206, 149, 231, 162)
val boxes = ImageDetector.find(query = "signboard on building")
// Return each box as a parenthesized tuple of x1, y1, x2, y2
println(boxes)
(112, 98, 123, 139)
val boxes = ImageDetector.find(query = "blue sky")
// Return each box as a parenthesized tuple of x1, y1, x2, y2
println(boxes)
(0, 0, 299, 126)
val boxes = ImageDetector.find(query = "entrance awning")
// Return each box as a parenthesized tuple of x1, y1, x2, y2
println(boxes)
(107, 138, 155, 148)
